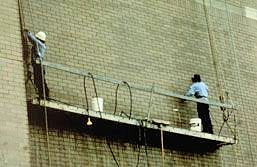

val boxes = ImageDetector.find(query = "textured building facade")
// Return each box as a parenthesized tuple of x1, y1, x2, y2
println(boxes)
(1, 0, 257, 166)
(0, 0, 30, 166)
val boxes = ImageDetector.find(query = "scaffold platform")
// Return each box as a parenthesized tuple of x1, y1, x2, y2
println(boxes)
(32, 99, 236, 146)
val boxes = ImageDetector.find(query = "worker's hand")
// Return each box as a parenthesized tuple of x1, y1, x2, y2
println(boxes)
(23, 29, 29, 38)
(23, 29, 29, 33)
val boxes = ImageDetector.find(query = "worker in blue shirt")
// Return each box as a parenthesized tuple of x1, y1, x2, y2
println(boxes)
(186, 74, 213, 134)
(25, 30, 49, 99)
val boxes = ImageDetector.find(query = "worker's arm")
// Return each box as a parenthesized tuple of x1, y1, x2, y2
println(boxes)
(186, 85, 195, 96)
(27, 31, 40, 44)
(180, 85, 194, 103)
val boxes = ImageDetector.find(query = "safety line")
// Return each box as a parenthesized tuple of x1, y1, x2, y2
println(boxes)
(17, 0, 52, 165)
(224, 0, 254, 165)
(202, 0, 236, 138)
(202, 0, 225, 99)
(160, 125, 165, 167)
(40, 61, 52, 166)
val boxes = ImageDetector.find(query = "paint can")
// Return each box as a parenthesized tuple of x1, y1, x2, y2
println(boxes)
(189, 118, 202, 132)
(92, 97, 104, 112)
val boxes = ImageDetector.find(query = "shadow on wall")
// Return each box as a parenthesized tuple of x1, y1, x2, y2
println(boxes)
(27, 103, 222, 166)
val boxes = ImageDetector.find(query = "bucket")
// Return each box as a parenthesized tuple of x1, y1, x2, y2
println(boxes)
(92, 97, 103, 112)
(189, 118, 202, 132)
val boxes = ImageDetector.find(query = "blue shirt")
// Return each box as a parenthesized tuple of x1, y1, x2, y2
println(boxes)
(186, 82, 208, 99)
(27, 32, 46, 60)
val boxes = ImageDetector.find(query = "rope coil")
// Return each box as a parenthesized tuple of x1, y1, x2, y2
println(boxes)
(113, 81, 133, 119)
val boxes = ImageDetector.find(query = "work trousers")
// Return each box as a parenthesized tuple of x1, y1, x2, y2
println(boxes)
(197, 103, 213, 134)
(32, 60, 49, 99)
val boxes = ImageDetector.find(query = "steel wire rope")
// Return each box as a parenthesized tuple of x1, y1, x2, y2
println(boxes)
(87, 74, 117, 165)
(106, 136, 120, 167)
(160, 125, 164, 167)
(224, 0, 254, 164)
(143, 126, 150, 167)
(202, 0, 231, 134)
(17, 0, 38, 93)
(107, 80, 134, 166)
(202, 0, 222, 129)
(135, 120, 143, 167)
(40, 61, 52, 166)
(26, 0, 51, 165)
(202, 0, 225, 98)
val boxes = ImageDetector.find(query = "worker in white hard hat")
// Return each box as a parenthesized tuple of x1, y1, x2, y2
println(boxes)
(25, 29, 49, 99)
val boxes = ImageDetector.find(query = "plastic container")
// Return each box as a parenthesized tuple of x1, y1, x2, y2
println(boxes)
(92, 97, 103, 112)
(189, 118, 202, 132)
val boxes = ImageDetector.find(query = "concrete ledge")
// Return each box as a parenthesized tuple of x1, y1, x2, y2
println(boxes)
(32, 99, 236, 146)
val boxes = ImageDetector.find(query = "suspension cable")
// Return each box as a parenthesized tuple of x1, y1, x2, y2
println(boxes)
(18, 0, 37, 93)
(135, 122, 142, 167)
(106, 136, 120, 167)
(224, 0, 254, 164)
(202, 0, 225, 98)
(202, 0, 234, 136)
(24, 0, 52, 165)
(160, 125, 164, 167)
(143, 126, 150, 167)
(40, 61, 52, 166)
(17, 0, 26, 31)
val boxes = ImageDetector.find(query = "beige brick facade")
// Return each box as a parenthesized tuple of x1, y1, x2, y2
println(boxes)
(1, 0, 257, 166)
(0, 0, 30, 166)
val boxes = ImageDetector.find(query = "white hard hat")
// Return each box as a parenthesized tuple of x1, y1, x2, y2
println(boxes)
(35, 31, 46, 42)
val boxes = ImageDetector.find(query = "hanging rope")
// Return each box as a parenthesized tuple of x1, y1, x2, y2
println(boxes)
(88, 72, 102, 118)
(202, 0, 225, 99)
(160, 125, 164, 167)
(113, 81, 133, 119)
(224, 0, 254, 164)
(83, 76, 89, 112)
(40, 61, 52, 166)
(143, 126, 150, 167)
(147, 84, 155, 121)
(18, 0, 37, 93)
(202, 0, 237, 138)
(18, 0, 51, 165)
(106, 127, 120, 167)
(135, 121, 142, 167)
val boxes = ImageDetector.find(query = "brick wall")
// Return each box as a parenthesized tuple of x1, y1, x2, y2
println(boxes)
(0, 0, 30, 166)
(17, 0, 257, 166)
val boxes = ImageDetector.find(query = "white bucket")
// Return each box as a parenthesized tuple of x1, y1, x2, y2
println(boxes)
(92, 97, 103, 112)
(189, 118, 202, 132)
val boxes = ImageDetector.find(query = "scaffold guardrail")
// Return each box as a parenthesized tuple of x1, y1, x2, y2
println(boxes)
(41, 61, 235, 109)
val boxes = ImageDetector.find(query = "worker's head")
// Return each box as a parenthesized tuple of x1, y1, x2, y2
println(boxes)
(35, 31, 46, 43)
(191, 74, 201, 83)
